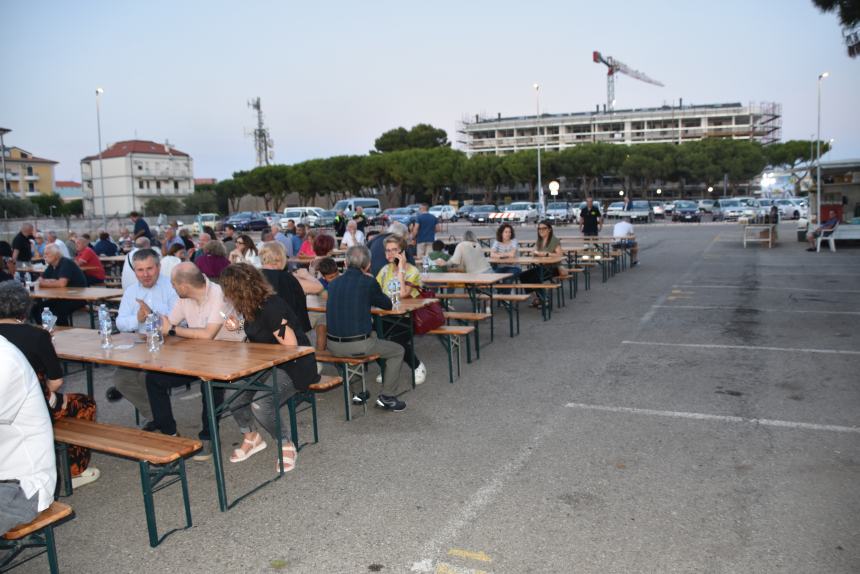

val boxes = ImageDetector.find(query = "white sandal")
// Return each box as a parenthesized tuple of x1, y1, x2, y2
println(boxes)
(229, 434, 267, 463)
(71, 467, 100, 489)
(276, 442, 297, 473)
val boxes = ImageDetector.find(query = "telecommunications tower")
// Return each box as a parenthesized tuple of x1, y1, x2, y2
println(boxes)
(248, 97, 274, 166)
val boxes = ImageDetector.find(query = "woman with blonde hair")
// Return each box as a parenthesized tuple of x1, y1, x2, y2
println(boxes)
(220, 263, 319, 471)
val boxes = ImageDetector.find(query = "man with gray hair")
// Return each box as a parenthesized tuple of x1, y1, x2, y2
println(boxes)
(32, 244, 87, 325)
(369, 221, 413, 276)
(326, 245, 408, 412)
(45, 230, 70, 258)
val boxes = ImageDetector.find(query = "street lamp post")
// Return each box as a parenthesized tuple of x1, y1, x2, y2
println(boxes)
(534, 83, 544, 218)
(49, 205, 56, 218)
(816, 72, 829, 224)
(0, 127, 10, 198)
(95, 88, 107, 229)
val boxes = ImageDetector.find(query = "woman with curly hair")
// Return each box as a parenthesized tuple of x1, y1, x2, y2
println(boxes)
(220, 263, 319, 471)
(490, 222, 521, 279)
(228, 234, 261, 268)
(0, 281, 99, 488)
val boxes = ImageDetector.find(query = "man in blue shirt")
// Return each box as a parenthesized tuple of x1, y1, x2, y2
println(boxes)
(93, 232, 118, 256)
(130, 211, 152, 240)
(326, 245, 407, 412)
(806, 210, 840, 251)
(412, 203, 438, 259)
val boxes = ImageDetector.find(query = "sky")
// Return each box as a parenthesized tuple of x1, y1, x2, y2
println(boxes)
(3, 0, 858, 182)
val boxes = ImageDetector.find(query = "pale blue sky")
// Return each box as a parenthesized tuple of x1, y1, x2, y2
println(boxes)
(3, 0, 858, 181)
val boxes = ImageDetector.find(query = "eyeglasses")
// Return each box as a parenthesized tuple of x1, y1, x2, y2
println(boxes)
(384, 248, 401, 254)
(537, 226, 549, 231)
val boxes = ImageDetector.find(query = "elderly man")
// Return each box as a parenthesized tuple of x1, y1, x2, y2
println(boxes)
(189, 232, 210, 262)
(12, 223, 35, 264)
(45, 230, 70, 259)
(74, 236, 106, 286)
(143, 263, 226, 460)
(0, 337, 56, 534)
(106, 248, 180, 414)
(369, 221, 413, 276)
(121, 237, 151, 289)
(271, 223, 294, 257)
(806, 210, 841, 252)
(326, 245, 407, 412)
(162, 225, 183, 256)
(32, 244, 87, 326)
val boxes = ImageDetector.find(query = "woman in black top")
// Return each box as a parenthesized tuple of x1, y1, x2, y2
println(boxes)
(0, 281, 99, 486)
(220, 263, 319, 472)
(258, 241, 312, 333)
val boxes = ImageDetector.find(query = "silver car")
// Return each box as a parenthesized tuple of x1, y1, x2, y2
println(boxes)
(546, 201, 575, 223)
(712, 199, 745, 221)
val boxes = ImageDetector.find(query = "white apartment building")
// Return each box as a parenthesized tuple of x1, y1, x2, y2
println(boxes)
(80, 139, 194, 216)
(459, 102, 781, 156)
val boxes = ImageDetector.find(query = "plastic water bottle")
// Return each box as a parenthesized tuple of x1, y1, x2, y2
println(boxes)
(25, 272, 34, 292)
(41, 307, 57, 333)
(145, 313, 162, 352)
(98, 304, 110, 326)
(422, 255, 430, 274)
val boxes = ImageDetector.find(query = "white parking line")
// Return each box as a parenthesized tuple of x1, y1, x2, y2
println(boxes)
(674, 284, 860, 294)
(564, 402, 860, 434)
(621, 340, 860, 356)
(652, 304, 860, 316)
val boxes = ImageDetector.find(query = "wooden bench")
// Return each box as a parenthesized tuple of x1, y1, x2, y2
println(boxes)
(52, 418, 201, 548)
(314, 350, 380, 421)
(427, 325, 475, 383)
(1, 502, 73, 574)
(286, 374, 343, 450)
(435, 292, 527, 338)
(443, 311, 491, 360)
(494, 283, 561, 321)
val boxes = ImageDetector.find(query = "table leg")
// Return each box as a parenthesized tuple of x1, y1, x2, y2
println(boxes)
(88, 301, 95, 329)
(271, 367, 285, 476)
(202, 379, 228, 512)
(85, 363, 93, 397)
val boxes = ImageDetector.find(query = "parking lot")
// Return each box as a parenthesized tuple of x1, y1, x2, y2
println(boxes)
(25, 221, 859, 574)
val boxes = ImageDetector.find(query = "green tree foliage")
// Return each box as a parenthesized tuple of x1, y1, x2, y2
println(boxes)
(812, 0, 860, 26)
(183, 189, 219, 214)
(0, 196, 37, 217)
(374, 124, 449, 152)
(145, 197, 183, 215)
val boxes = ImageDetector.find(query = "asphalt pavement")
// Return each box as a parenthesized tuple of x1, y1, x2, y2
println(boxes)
(14, 220, 860, 573)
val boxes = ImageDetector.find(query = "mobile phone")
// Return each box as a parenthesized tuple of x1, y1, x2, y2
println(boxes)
(393, 257, 401, 266)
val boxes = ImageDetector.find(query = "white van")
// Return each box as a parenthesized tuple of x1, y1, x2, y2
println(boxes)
(332, 197, 381, 215)
(280, 207, 324, 228)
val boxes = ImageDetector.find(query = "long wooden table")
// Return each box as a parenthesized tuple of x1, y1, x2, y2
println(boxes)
(52, 328, 315, 512)
(419, 272, 512, 340)
(29, 286, 123, 328)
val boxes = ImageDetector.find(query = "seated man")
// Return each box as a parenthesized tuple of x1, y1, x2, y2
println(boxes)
(326, 245, 407, 412)
(106, 248, 179, 419)
(74, 236, 106, 286)
(806, 210, 840, 251)
(32, 244, 88, 326)
(144, 263, 226, 461)
(121, 237, 151, 289)
(93, 232, 118, 256)
(0, 336, 56, 534)
(612, 215, 639, 266)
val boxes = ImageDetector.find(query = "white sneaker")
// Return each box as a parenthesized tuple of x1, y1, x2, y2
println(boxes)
(72, 467, 100, 489)
(414, 362, 427, 385)
(376, 373, 383, 384)
(316, 361, 324, 374)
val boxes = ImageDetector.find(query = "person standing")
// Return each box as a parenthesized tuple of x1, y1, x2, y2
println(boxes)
(221, 224, 237, 254)
(412, 203, 438, 259)
(353, 206, 368, 233)
(326, 245, 408, 411)
(130, 211, 153, 241)
(11, 223, 34, 264)
(579, 197, 603, 237)
(0, 336, 56, 534)
(333, 210, 348, 238)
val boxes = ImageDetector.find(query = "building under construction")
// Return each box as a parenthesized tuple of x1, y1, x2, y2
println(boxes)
(458, 101, 782, 157)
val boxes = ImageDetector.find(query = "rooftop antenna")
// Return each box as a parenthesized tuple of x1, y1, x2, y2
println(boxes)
(247, 97, 273, 167)
(592, 51, 664, 112)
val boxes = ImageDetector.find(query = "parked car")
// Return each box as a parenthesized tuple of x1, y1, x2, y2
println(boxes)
(504, 202, 540, 223)
(332, 197, 381, 216)
(430, 205, 458, 221)
(736, 197, 766, 220)
(363, 207, 385, 225)
(573, 201, 603, 223)
(383, 207, 417, 226)
(225, 211, 269, 231)
(663, 201, 675, 216)
(457, 204, 476, 219)
(712, 199, 744, 221)
(773, 198, 807, 219)
(605, 201, 626, 219)
(697, 199, 715, 213)
(280, 207, 323, 228)
(546, 201, 576, 224)
(315, 209, 337, 228)
(651, 202, 665, 218)
(468, 205, 498, 224)
(260, 211, 279, 227)
(192, 213, 220, 234)
(672, 200, 701, 222)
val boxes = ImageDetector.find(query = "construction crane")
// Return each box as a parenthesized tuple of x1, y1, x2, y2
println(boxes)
(592, 51, 664, 112)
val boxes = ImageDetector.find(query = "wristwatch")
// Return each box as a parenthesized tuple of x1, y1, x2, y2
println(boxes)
(168, 325, 176, 337)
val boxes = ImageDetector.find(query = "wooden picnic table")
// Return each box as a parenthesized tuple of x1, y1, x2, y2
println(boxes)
(51, 327, 314, 513)
(29, 286, 123, 328)
(420, 272, 512, 338)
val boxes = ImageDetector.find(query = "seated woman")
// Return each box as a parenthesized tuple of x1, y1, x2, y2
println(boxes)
(436, 230, 491, 274)
(220, 263, 319, 471)
(297, 229, 317, 258)
(375, 235, 427, 384)
(519, 220, 565, 306)
(194, 239, 230, 281)
(0, 281, 99, 488)
(258, 241, 315, 349)
(490, 223, 521, 279)
(229, 234, 261, 268)
(340, 219, 366, 249)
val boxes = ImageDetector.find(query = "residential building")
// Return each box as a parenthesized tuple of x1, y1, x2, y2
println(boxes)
(80, 139, 194, 216)
(459, 102, 781, 156)
(1, 145, 58, 197)
(54, 180, 83, 202)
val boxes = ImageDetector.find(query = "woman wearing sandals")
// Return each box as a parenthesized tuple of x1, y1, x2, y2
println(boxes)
(220, 263, 320, 471)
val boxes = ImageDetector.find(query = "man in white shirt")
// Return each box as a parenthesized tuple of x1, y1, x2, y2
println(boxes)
(121, 237, 151, 289)
(612, 216, 639, 266)
(46, 230, 71, 259)
(108, 248, 179, 420)
(0, 336, 56, 534)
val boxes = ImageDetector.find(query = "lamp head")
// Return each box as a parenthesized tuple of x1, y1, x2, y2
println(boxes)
(96, 87, 104, 95)
(533, 83, 540, 91)
(819, 72, 829, 80)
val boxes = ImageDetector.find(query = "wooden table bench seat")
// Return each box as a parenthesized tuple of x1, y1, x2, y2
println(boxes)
(52, 418, 200, 548)
(286, 374, 343, 450)
(314, 351, 380, 421)
(443, 311, 491, 360)
(427, 325, 475, 383)
(1, 502, 73, 574)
